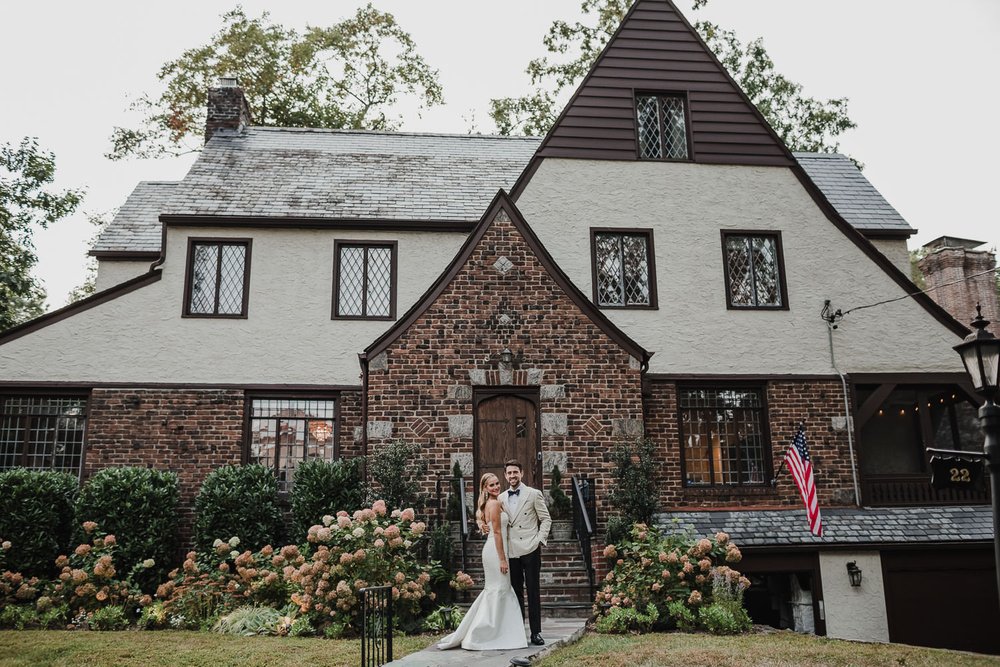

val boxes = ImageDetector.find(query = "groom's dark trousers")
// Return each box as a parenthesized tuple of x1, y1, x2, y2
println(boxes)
(509, 546, 542, 635)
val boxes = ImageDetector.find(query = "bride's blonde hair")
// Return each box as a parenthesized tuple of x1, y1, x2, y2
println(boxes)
(476, 473, 499, 534)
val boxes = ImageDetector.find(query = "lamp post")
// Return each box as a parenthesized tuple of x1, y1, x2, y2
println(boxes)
(953, 305, 1000, 609)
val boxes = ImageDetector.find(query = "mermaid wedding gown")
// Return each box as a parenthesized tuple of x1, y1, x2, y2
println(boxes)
(437, 511, 528, 650)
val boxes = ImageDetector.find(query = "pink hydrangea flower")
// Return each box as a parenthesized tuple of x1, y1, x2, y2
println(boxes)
(401, 508, 415, 522)
(372, 500, 387, 516)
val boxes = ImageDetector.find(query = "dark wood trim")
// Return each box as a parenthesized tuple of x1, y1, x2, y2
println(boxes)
(589, 227, 659, 309)
(181, 237, 252, 319)
(161, 214, 474, 233)
(646, 373, 840, 382)
(847, 372, 970, 385)
(0, 271, 162, 346)
(88, 250, 161, 260)
(363, 190, 651, 365)
(332, 240, 398, 321)
(631, 89, 694, 162)
(0, 382, 362, 391)
(854, 382, 897, 430)
(720, 230, 790, 310)
(472, 387, 542, 490)
(861, 229, 916, 240)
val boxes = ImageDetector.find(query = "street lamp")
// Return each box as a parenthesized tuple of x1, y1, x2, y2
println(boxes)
(953, 305, 1000, 609)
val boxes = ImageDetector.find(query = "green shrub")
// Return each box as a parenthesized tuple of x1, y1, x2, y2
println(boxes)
(547, 465, 572, 520)
(366, 440, 427, 512)
(0, 468, 78, 576)
(75, 467, 179, 591)
(608, 438, 658, 526)
(595, 602, 658, 634)
(667, 599, 697, 631)
(138, 601, 169, 630)
(422, 605, 464, 632)
(88, 604, 129, 631)
(213, 605, 282, 636)
(445, 461, 464, 521)
(700, 601, 751, 634)
(290, 458, 366, 540)
(193, 465, 283, 553)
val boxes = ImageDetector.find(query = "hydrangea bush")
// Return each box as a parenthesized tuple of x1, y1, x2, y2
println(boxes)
(594, 522, 750, 634)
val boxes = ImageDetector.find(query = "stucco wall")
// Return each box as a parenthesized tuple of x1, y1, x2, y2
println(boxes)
(516, 159, 963, 375)
(819, 551, 889, 643)
(0, 227, 464, 385)
(868, 238, 911, 276)
(94, 259, 153, 292)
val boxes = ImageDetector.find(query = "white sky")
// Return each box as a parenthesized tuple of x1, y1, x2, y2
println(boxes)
(2, 0, 998, 310)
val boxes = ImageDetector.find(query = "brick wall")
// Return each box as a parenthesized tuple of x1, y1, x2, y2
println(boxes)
(205, 83, 252, 142)
(646, 379, 858, 510)
(366, 208, 645, 527)
(919, 246, 999, 332)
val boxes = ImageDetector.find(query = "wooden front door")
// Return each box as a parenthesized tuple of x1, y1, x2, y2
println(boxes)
(475, 393, 540, 490)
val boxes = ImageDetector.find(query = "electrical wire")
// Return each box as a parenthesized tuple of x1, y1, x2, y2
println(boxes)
(840, 266, 998, 317)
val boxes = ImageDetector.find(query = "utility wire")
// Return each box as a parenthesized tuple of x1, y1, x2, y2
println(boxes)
(840, 265, 998, 317)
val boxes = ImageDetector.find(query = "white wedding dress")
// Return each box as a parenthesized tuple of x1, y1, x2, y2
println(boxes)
(437, 511, 528, 650)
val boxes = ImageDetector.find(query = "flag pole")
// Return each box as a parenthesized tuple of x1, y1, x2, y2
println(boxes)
(771, 421, 805, 486)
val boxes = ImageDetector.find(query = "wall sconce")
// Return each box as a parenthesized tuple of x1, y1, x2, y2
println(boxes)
(491, 347, 524, 368)
(846, 561, 863, 587)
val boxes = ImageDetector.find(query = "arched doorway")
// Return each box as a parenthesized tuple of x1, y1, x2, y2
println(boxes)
(474, 390, 541, 490)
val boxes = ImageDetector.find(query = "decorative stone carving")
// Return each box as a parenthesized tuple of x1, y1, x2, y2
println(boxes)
(493, 256, 514, 275)
(541, 413, 568, 436)
(498, 313, 513, 326)
(583, 416, 604, 435)
(499, 368, 513, 385)
(447, 385, 473, 400)
(629, 356, 641, 370)
(410, 418, 430, 437)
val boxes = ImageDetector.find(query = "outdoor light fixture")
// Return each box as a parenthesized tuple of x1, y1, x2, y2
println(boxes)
(308, 420, 333, 443)
(951, 304, 1000, 611)
(492, 347, 524, 368)
(846, 561, 863, 587)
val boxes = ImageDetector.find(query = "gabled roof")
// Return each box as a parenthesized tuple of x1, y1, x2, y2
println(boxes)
(92, 182, 178, 254)
(364, 190, 650, 364)
(532, 0, 795, 166)
(794, 153, 914, 237)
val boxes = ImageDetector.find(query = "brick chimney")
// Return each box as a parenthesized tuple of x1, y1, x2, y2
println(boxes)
(205, 77, 252, 143)
(918, 236, 998, 331)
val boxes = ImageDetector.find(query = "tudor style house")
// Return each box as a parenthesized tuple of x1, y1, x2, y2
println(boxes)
(1, 0, 995, 653)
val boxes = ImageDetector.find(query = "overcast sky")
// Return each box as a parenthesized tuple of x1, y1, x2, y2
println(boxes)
(3, 0, 998, 310)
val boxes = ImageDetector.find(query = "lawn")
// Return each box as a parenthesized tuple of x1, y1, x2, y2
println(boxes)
(535, 630, 1000, 667)
(0, 630, 440, 667)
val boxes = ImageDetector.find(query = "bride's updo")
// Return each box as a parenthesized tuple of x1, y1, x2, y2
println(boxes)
(476, 473, 499, 534)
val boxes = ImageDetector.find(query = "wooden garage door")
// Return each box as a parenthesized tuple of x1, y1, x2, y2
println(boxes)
(882, 548, 999, 654)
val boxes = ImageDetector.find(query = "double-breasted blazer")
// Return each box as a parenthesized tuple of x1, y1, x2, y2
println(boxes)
(499, 484, 552, 558)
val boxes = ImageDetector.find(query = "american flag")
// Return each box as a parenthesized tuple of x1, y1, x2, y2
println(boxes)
(785, 423, 823, 537)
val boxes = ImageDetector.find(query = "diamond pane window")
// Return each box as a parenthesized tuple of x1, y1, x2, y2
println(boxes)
(0, 395, 87, 477)
(334, 242, 396, 319)
(679, 387, 769, 487)
(185, 240, 250, 317)
(722, 232, 786, 309)
(248, 398, 337, 493)
(593, 230, 656, 308)
(636, 94, 689, 160)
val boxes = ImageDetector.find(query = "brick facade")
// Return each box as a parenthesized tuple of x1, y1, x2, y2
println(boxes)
(365, 205, 646, 527)
(919, 245, 999, 332)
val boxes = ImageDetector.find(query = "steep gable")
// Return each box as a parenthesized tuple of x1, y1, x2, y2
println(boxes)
(534, 0, 795, 166)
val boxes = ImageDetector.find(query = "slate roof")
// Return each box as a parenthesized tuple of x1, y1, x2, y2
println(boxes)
(655, 506, 993, 547)
(794, 152, 914, 235)
(92, 181, 178, 253)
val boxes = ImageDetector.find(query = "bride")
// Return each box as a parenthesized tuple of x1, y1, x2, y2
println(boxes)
(437, 473, 528, 650)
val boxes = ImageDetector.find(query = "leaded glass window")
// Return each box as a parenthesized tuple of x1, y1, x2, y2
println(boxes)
(593, 230, 655, 308)
(185, 240, 250, 316)
(636, 94, 689, 160)
(0, 395, 87, 477)
(248, 398, 337, 493)
(679, 387, 769, 487)
(723, 233, 786, 308)
(335, 243, 396, 319)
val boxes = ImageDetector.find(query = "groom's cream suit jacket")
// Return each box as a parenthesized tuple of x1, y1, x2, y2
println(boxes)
(499, 485, 552, 558)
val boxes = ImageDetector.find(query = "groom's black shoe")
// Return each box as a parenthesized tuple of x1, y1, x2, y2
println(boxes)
(530, 633, 545, 646)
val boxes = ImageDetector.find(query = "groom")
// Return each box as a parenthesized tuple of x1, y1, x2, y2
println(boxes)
(499, 458, 551, 646)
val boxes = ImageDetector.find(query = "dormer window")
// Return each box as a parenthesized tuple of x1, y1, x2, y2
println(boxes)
(636, 94, 689, 160)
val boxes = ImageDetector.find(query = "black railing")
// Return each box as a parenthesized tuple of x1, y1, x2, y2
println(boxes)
(571, 476, 596, 598)
(360, 585, 393, 667)
(435, 473, 471, 573)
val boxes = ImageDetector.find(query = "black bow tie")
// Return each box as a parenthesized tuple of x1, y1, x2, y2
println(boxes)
(508, 488, 520, 497)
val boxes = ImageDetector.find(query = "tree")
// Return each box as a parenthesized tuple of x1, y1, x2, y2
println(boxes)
(490, 0, 856, 154)
(1, 138, 83, 331)
(108, 5, 444, 160)
(66, 211, 113, 304)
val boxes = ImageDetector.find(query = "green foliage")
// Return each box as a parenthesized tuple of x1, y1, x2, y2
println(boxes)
(0, 468, 78, 576)
(193, 465, 284, 553)
(212, 605, 283, 636)
(666, 599, 697, 631)
(366, 440, 428, 512)
(427, 523, 452, 570)
(290, 458, 367, 541)
(137, 601, 169, 630)
(909, 248, 927, 290)
(1, 137, 83, 330)
(88, 604, 130, 631)
(48, 525, 149, 616)
(66, 211, 113, 304)
(547, 465, 572, 520)
(608, 438, 658, 526)
(108, 5, 443, 160)
(699, 601, 751, 634)
(490, 0, 856, 156)
(595, 601, 658, 634)
(0, 604, 37, 630)
(75, 467, 179, 591)
(422, 605, 464, 632)
(603, 514, 631, 546)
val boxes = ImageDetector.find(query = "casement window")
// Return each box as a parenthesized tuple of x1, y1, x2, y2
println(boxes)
(591, 229, 657, 308)
(0, 395, 87, 477)
(246, 398, 338, 493)
(636, 93, 689, 160)
(333, 241, 397, 320)
(679, 387, 771, 487)
(183, 239, 251, 317)
(721, 231, 788, 309)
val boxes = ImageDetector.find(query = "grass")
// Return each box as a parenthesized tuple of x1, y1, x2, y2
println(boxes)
(535, 630, 1000, 667)
(0, 630, 440, 667)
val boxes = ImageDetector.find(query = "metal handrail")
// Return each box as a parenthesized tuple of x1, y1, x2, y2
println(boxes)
(457, 475, 469, 574)
(571, 476, 596, 597)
